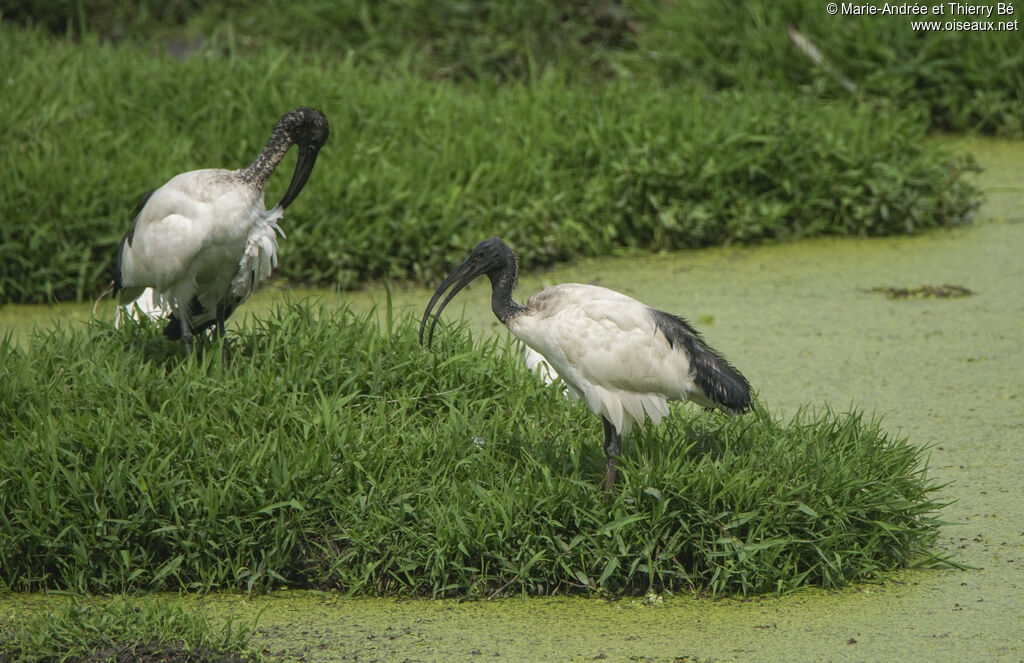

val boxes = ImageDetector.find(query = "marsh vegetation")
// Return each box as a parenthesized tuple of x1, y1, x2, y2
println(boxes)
(0, 308, 947, 598)
(0, 2, 987, 303)
(2, 1, 1021, 660)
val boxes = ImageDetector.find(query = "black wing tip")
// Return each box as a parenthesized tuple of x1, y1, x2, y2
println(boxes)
(716, 371, 754, 414)
(648, 307, 753, 414)
(691, 347, 752, 414)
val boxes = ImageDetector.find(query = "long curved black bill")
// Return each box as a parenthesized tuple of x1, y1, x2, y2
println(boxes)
(277, 144, 320, 209)
(418, 260, 486, 349)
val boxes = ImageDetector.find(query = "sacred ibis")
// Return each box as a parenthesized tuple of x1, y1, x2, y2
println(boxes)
(420, 237, 753, 490)
(113, 107, 329, 353)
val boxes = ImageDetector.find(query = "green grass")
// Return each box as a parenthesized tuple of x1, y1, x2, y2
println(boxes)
(3, 0, 639, 83)
(0, 304, 950, 597)
(634, 0, 1024, 135)
(0, 597, 258, 662)
(6, 0, 1022, 133)
(0, 23, 980, 304)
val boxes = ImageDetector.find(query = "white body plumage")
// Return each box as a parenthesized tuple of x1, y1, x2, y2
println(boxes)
(116, 170, 283, 328)
(519, 341, 560, 387)
(509, 283, 717, 436)
(116, 284, 170, 326)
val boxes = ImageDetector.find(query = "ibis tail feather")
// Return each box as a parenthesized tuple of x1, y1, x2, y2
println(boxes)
(648, 308, 753, 414)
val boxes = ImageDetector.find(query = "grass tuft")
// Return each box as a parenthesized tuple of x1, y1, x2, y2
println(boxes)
(0, 596, 258, 663)
(0, 305, 949, 597)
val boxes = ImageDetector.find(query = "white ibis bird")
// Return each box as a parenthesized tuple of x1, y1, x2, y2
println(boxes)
(113, 107, 329, 353)
(420, 237, 753, 490)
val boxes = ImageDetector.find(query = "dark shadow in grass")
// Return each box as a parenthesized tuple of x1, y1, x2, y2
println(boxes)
(675, 410, 744, 460)
(629, 403, 767, 464)
(100, 316, 238, 368)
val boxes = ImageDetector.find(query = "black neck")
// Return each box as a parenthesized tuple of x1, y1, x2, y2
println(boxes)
(488, 251, 525, 324)
(240, 128, 293, 190)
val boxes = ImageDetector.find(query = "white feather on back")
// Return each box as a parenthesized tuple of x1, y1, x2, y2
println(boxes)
(508, 283, 705, 435)
(118, 171, 248, 295)
(231, 204, 284, 298)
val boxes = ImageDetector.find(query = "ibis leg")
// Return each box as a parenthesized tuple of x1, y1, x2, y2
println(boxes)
(216, 301, 230, 362)
(180, 315, 193, 356)
(602, 416, 622, 491)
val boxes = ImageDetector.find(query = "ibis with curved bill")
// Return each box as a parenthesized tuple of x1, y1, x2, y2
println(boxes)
(420, 237, 753, 490)
(113, 107, 329, 354)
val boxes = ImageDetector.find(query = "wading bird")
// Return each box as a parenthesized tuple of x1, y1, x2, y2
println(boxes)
(113, 107, 329, 354)
(420, 237, 753, 490)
